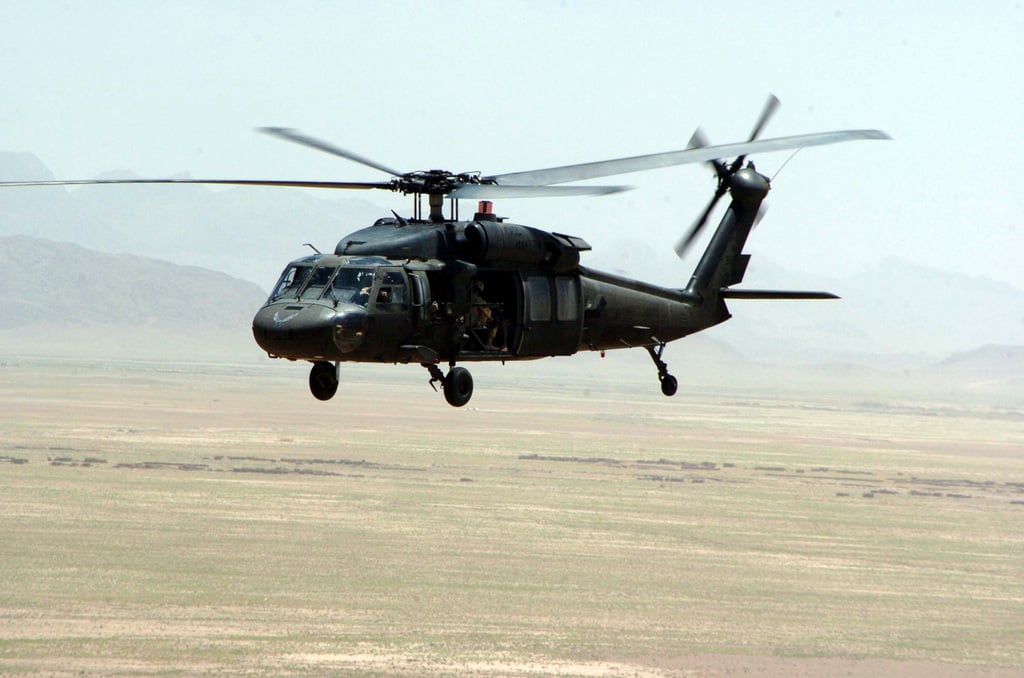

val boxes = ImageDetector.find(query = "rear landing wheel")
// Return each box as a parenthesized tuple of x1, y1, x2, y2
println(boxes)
(309, 361, 339, 401)
(443, 366, 474, 407)
(646, 343, 677, 397)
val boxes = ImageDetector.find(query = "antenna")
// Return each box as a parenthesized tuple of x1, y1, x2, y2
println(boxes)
(772, 148, 803, 182)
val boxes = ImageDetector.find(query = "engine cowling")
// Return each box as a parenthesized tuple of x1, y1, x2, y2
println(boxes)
(463, 221, 589, 273)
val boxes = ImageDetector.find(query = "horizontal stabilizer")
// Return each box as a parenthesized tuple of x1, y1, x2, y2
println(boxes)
(720, 289, 840, 300)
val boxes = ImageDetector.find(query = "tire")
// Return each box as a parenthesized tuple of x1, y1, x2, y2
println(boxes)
(660, 374, 678, 397)
(443, 366, 474, 407)
(309, 361, 339, 401)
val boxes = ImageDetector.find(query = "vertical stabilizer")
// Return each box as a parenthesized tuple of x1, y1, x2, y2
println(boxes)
(685, 166, 769, 299)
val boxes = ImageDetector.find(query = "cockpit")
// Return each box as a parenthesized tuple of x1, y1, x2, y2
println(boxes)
(254, 254, 424, 367)
(269, 261, 377, 306)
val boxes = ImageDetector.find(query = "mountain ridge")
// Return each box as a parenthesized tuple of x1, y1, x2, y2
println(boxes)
(3, 152, 1022, 370)
(0, 235, 266, 332)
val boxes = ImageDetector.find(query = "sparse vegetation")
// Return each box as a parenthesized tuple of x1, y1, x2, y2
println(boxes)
(1, 358, 1022, 676)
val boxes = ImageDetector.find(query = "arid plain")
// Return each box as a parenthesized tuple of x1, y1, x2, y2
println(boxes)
(1, 347, 1022, 677)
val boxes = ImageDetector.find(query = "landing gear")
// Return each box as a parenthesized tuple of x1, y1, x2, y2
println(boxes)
(660, 373, 678, 397)
(444, 366, 474, 407)
(646, 343, 678, 397)
(423, 362, 474, 407)
(309, 361, 339, 401)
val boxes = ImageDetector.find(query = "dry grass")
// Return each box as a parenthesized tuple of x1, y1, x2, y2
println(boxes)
(1, 356, 1022, 676)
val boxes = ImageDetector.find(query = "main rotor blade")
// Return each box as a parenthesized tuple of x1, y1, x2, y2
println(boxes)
(258, 127, 404, 177)
(0, 178, 393, 190)
(448, 183, 631, 199)
(490, 129, 890, 187)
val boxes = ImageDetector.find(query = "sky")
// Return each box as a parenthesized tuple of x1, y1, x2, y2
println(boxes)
(2, 1, 1023, 290)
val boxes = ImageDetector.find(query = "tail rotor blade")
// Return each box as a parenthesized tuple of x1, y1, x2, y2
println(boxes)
(731, 94, 782, 173)
(674, 190, 724, 258)
(752, 203, 768, 230)
(747, 93, 780, 143)
(688, 127, 711, 149)
(688, 127, 729, 179)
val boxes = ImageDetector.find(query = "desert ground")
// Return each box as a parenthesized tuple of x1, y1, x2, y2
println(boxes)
(1, 349, 1022, 676)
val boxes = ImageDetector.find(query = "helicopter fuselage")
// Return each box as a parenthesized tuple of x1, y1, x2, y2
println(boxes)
(251, 231, 718, 368)
(249, 194, 761, 408)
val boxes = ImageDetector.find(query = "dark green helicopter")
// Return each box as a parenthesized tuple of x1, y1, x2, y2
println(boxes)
(1, 97, 888, 406)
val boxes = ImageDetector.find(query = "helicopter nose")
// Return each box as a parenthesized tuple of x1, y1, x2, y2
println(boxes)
(252, 303, 348, 359)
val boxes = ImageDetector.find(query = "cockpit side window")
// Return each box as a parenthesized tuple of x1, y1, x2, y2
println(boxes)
(270, 265, 313, 301)
(332, 267, 375, 307)
(376, 270, 407, 306)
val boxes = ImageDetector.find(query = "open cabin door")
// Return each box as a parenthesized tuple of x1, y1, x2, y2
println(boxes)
(463, 270, 523, 354)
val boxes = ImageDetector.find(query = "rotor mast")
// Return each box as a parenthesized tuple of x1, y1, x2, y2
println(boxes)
(428, 193, 445, 222)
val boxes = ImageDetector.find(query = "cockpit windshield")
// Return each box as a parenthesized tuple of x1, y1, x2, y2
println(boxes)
(270, 263, 376, 304)
(269, 264, 313, 301)
(332, 267, 375, 306)
(299, 266, 337, 301)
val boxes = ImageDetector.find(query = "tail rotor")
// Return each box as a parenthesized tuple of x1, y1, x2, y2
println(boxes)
(674, 94, 780, 259)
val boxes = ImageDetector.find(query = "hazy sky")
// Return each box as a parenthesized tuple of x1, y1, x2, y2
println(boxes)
(3, 1, 1022, 289)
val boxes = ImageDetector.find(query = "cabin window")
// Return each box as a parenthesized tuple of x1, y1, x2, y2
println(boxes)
(556, 277, 579, 321)
(527, 277, 551, 322)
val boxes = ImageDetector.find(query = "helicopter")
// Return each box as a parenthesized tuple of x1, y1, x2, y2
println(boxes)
(1, 96, 888, 406)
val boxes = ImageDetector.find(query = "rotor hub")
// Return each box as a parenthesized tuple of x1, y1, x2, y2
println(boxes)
(392, 170, 489, 196)
(728, 166, 770, 203)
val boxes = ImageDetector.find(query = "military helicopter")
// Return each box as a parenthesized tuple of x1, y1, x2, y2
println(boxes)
(1, 96, 888, 406)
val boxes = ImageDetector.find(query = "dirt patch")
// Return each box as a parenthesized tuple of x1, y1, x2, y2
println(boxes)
(613, 654, 1024, 678)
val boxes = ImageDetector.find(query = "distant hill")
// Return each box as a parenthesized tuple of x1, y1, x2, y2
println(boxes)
(0, 152, 56, 182)
(0, 235, 267, 331)
(702, 257, 1024, 367)
(0, 152, 387, 288)
(0, 236, 272, 362)
(929, 344, 1024, 390)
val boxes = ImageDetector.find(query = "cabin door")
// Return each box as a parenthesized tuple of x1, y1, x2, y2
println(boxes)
(517, 274, 581, 356)
(367, 268, 412, 356)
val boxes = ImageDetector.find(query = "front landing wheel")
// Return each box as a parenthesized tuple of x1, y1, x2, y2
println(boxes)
(660, 374, 678, 397)
(443, 366, 474, 407)
(309, 361, 339, 401)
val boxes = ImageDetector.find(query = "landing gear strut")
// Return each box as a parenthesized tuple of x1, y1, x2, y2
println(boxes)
(309, 361, 339, 401)
(423, 362, 474, 407)
(646, 343, 678, 397)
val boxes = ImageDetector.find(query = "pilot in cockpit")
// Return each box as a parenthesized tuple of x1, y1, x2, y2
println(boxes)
(351, 286, 371, 306)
